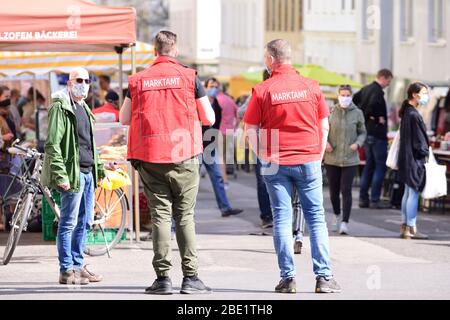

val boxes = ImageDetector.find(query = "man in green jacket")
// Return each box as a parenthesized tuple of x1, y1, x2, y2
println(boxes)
(41, 67, 108, 285)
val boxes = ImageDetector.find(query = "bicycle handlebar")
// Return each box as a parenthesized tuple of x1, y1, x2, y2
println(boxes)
(9, 139, 42, 158)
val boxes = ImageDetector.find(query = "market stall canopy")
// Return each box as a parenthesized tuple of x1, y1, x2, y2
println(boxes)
(241, 65, 363, 88)
(0, 0, 136, 52)
(0, 42, 154, 76)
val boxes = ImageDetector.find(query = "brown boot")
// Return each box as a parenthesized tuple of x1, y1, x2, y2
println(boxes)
(409, 226, 429, 240)
(81, 265, 103, 282)
(59, 270, 89, 285)
(400, 224, 407, 238)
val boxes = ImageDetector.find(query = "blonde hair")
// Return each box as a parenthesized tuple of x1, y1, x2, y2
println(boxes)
(154, 30, 177, 56)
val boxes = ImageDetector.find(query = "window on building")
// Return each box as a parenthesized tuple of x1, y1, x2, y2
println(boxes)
(291, 0, 296, 31)
(362, 0, 375, 40)
(342, 0, 346, 11)
(429, 0, 446, 42)
(271, 0, 276, 31)
(400, 0, 414, 41)
(307, 0, 312, 12)
(278, 0, 283, 31)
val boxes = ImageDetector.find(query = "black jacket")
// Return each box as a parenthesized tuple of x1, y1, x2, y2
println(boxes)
(398, 105, 429, 192)
(353, 81, 388, 140)
(202, 98, 222, 149)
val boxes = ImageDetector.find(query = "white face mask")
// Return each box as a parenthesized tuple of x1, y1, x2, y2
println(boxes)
(338, 96, 353, 108)
(70, 82, 90, 100)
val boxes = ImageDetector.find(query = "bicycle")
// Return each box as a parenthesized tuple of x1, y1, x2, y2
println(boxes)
(2, 141, 129, 265)
(292, 187, 306, 255)
(0, 172, 24, 232)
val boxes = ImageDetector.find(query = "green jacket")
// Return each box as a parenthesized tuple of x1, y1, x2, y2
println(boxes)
(41, 89, 105, 192)
(324, 103, 367, 167)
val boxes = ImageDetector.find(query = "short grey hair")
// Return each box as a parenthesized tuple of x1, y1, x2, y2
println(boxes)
(265, 39, 292, 63)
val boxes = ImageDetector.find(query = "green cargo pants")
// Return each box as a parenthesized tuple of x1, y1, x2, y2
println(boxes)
(135, 156, 200, 278)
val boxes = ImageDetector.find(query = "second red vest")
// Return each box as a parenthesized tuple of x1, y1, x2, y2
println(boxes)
(127, 56, 203, 163)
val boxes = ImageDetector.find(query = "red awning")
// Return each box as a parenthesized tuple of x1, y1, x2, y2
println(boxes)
(0, 0, 136, 52)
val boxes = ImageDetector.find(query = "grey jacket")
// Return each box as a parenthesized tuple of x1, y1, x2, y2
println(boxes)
(324, 103, 367, 167)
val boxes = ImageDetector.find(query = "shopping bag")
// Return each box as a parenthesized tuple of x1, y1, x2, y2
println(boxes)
(386, 129, 401, 170)
(99, 169, 132, 191)
(421, 147, 447, 199)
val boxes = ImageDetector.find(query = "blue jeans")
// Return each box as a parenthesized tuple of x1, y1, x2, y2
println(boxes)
(202, 151, 232, 212)
(57, 172, 94, 273)
(255, 158, 272, 220)
(401, 184, 419, 227)
(262, 160, 332, 280)
(360, 135, 388, 203)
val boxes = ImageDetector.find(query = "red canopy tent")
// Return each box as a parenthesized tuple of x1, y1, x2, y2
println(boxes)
(0, 0, 136, 52)
(0, 0, 142, 241)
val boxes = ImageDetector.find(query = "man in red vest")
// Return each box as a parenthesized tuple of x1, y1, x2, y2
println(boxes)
(120, 31, 215, 295)
(244, 39, 341, 294)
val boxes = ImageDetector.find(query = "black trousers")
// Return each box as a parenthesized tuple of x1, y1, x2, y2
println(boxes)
(325, 164, 358, 223)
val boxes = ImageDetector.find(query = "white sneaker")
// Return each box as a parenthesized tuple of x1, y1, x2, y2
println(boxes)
(332, 215, 339, 232)
(339, 222, 349, 235)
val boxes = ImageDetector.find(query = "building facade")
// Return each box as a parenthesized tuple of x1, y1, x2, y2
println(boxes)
(393, 0, 449, 84)
(303, 0, 358, 81)
(169, 0, 221, 75)
(220, 0, 304, 76)
(219, 0, 265, 76)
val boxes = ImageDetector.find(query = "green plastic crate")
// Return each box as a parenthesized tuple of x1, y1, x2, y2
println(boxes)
(41, 192, 126, 245)
(86, 228, 127, 245)
(41, 192, 60, 241)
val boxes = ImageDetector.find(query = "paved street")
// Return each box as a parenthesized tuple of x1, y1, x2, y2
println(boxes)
(1, 170, 450, 300)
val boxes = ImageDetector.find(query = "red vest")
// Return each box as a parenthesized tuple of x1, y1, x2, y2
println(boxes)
(254, 65, 324, 164)
(127, 56, 203, 163)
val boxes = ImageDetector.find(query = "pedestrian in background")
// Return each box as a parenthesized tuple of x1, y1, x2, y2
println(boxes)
(202, 78, 243, 218)
(324, 85, 367, 235)
(244, 39, 341, 294)
(398, 82, 430, 240)
(215, 80, 239, 189)
(353, 69, 393, 209)
(238, 70, 273, 229)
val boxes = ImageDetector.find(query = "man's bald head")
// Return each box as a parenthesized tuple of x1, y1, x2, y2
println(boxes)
(69, 67, 89, 81)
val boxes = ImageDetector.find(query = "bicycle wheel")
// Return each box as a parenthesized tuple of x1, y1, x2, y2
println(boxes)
(84, 188, 127, 257)
(2, 189, 35, 265)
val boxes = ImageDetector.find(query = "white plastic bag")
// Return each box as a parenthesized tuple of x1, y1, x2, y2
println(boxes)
(421, 147, 448, 199)
(386, 129, 400, 170)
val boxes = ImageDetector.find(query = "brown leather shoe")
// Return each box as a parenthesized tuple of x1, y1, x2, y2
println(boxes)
(59, 270, 89, 285)
(81, 265, 103, 282)
(400, 224, 407, 238)
(409, 226, 429, 240)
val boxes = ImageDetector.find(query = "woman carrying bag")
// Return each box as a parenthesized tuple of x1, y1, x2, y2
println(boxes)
(324, 85, 367, 235)
(398, 82, 430, 240)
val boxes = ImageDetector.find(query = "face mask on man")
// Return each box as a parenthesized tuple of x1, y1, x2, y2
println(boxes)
(418, 93, 430, 106)
(70, 81, 90, 100)
(338, 96, 353, 108)
(0, 99, 11, 108)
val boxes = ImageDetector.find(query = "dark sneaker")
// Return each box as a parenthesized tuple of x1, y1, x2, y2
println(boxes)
(261, 218, 273, 229)
(369, 201, 392, 209)
(145, 277, 173, 295)
(59, 270, 89, 285)
(275, 278, 296, 293)
(180, 276, 212, 294)
(315, 276, 341, 293)
(222, 208, 243, 217)
(359, 201, 369, 208)
(80, 265, 103, 283)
